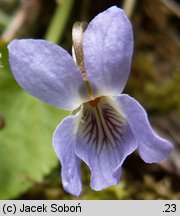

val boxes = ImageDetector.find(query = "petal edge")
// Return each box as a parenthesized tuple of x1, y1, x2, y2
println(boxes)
(53, 115, 82, 196)
(115, 94, 173, 163)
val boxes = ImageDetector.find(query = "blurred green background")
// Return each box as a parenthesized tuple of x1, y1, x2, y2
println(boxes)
(0, 0, 180, 200)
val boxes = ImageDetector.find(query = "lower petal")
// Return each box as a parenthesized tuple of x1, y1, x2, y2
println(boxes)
(115, 94, 173, 163)
(53, 115, 82, 196)
(75, 97, 137, 190)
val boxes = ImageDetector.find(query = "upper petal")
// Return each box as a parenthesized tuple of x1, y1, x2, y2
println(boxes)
(75, 96, 137, 190)
(53, 115, 82, 196)
(83, 6, 133, 97)
(8, 39, 88, 110)
(115, 94, 173, 163)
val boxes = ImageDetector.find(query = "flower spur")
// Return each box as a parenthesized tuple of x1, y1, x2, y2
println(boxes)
(8, 6, 172, 196)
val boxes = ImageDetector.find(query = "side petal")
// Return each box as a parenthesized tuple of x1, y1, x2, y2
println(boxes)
(8, 39, 88, 110)
(115, 94, 173, 163)
(75, 97, 137, 190)
(83, 6, 133, 97)
(53, 115, 82, 196)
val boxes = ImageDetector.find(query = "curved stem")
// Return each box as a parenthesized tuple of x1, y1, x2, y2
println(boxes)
(72, 22, 94, 98)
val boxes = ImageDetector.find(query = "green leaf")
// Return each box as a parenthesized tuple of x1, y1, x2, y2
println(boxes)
(0, 41, 69, 199)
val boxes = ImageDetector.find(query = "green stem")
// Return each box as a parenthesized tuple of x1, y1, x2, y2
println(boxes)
(0, 11, 11, 27)
(44, 0, 74, 44)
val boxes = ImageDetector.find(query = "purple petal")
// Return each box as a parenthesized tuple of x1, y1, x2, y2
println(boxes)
(83, 6, 133, 97)
(8, 39, 88, 110)
(115, 94, 173, 163)
(53, 115, 82, 196)
(75, 96, 137, 190)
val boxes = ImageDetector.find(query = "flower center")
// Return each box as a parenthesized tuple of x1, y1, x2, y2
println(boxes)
(88, 97, 101, 107)
(77, 96, 128, 154)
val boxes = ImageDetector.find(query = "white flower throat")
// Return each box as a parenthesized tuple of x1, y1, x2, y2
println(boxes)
(77, 96, 128, 153)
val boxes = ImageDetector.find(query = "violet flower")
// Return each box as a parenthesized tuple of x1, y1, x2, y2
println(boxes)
(8, 6, 172, 196)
